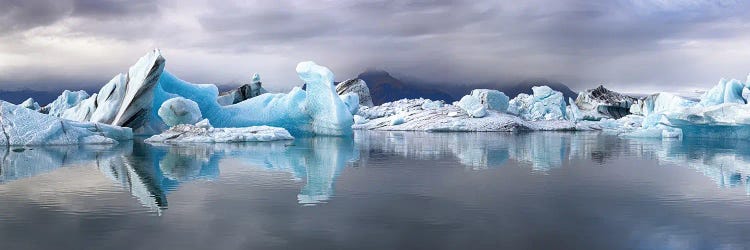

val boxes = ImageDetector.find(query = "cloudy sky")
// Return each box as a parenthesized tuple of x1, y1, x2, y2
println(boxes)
(1, 0, 749, 93)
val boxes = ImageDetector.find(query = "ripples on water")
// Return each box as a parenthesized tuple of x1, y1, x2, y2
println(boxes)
(1, 131, 750, 249)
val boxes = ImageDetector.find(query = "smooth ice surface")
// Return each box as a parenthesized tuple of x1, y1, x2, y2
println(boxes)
(470, 89, 509, 112)
(145, 119, 293, 143)
(508, 86, 567, 121)
(0, 101, 131, 145)
(456, 95, 487, 118)
(158, 97, 202, 127)
(154, 61, 353, 136)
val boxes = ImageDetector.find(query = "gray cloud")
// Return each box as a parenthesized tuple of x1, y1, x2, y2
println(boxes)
(1, 0, 750, 93)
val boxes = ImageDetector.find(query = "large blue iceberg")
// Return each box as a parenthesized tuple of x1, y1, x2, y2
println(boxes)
(43, 50, 353, 136)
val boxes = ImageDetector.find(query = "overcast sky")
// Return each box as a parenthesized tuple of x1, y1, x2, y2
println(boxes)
(1, 0, 749, 93)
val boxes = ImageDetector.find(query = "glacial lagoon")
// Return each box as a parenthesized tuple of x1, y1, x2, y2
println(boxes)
(2, 131, 750, 249)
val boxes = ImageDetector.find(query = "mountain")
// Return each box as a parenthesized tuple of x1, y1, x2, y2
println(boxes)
(356, 70, 455, 105)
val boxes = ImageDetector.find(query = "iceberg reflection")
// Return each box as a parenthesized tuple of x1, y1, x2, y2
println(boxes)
(146, 136, 359, 206)
(4, 131, 750, 211)
(355, 131, 750, 191)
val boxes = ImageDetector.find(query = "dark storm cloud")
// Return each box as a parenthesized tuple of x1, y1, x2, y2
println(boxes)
(0, 0, 159, 33)
(1, 0, 750, 92)
(0, 0, 70, 32)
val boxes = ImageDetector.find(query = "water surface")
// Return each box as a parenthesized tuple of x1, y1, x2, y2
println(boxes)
(1, 131, 750, 249)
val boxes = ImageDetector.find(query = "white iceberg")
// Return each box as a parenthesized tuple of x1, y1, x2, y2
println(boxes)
(508, 86, 567, 121)
(42, 90, 90, 117)
(158, 97, 202, 127)
(145, 119, 293, 143)
(470, 89, 509, 112)
(456, 95, 487, 118)
(0, 101, 132, 146)
(354, 97, 577, 132)
(339, 92, 360, 115)
(46, 49, 166, 134)
(699, 78, 746, 106)
(19, 98, 40, 111)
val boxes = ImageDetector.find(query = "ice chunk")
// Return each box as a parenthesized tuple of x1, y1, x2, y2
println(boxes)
(390, 114, 406, 125)
(47, 49, 166, 133)
(158, 97, 203, 126)
(0, 101, 132, 146)
(508, 86, 567, 120)
(420, 99, 444, 110)
(19, 98, 40, 111)
(630, 92, 696, 116)
(90, 73, 127, 124)
(573, 85, 636, 120)
(154, 61, 353, 136)
(111, 49, 165, 129)
(353, 115, 368, 124)
(217, 73, 268, 106)
(353, 98, 578, 132)
(61, 94, 98, 121)
(457, 95, 487, 118)
(339, 92, 360, 115)
(470, 89, 509, 112)
(336, 78, 374, 107)
(41, 90, 89, 116)
(145, 119, 293, 143)
(699, 78, 746, 106)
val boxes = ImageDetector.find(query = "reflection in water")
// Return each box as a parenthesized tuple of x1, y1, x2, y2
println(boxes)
(0, 137, 359, 212)
(3, 131, 750, 212)
(0, 144, 130, 183)
(356, 131, 750, 190)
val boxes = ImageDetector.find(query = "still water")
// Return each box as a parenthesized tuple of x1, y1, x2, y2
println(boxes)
(1, 131, 750, 249)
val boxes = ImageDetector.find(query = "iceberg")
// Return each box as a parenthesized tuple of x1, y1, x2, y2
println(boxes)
(615, 77, 750, 140)
(355, 97, 577, 132)
(335, 78, 374, 107)
(43, 50, 353, 136)
(572, 85, 637, 120)
(456, 95, 487, 118)
(339, 92, 360, 115)
(47, 49, 166, 133)
(0, 101, 132, 146)
(145, 119, 293, 143)
(699, 78, 746, 106)
(41, 90, 89, 116)
(216, 73, 268, 106)
(19, 98, 40, 111)
(154, 61, 354, 136)
(508, 86, 567, 121)
(157, 97, 203, 126)
(629, 92, 696, 116)
(470, 89, 509, 112)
